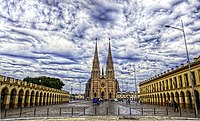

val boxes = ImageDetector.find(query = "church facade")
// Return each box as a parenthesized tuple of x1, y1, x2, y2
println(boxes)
(85, 39, 119, 100)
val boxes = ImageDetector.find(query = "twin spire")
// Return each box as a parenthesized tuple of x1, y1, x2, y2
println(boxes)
(92, 38, 114, 79)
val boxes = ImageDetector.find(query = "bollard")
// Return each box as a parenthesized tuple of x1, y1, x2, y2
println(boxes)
(141, 107, 143, 115)
(34, 107, 36, 116)
(20, 108, 22, 117)
(47, 108, 49, 116)
(106, 107, 108, 115)
(130, 107, 131, 115)
(60, 107, 61, 116)
(166, 108, 168, 115)
(118, 107, 120, 115)
(179, 108, 182, 116)
(4, 109, 7, 118)
(154, 108, 156, 115)
(83, 107, 85, 115)
(72, 107, 73, 116)
(95, 107, 97, 115)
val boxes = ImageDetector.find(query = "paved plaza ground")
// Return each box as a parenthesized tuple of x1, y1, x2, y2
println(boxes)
(1, 100, 200, 120)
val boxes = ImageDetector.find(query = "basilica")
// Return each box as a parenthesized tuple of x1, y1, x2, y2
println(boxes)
(85, 39, 119, 100)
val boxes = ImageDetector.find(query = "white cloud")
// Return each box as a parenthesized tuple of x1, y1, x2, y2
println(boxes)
(0, 0, 199, 93)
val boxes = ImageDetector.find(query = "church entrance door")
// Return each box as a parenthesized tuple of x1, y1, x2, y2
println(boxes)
(101, 92, 104, 99)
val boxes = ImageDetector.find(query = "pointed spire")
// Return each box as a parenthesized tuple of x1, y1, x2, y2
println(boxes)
(106, 38, 114, 79)
(107, 38, 113, 67)
(93, 38, 100, 68)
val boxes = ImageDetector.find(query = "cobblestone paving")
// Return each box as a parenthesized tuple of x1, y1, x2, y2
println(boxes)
(1, 100, 200, 120)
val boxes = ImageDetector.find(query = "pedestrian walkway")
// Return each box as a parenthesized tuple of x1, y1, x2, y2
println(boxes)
(1, 100, 199, 120)
(1, 116, 200, 121)
(118, 101, 200, 118)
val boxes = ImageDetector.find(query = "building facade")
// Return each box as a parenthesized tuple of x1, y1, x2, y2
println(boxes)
(116, 91, 138, 101)
(85, 39, 119, 100)
(0, 75, 69, 109)
(139, 56, 200, 109)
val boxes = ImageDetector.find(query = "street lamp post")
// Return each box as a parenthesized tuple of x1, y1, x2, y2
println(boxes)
(165, 20, 198, 115)
(133, 64, 138, 102)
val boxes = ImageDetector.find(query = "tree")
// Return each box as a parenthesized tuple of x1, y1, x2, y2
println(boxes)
(23, 76, 65, 90)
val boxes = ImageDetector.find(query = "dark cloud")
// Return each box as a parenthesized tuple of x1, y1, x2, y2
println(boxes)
(0, 0, 200, 93)
(90, 0, 120, 27)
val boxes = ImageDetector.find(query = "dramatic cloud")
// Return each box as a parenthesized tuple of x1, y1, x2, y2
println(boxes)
(0, 0, 200, 93)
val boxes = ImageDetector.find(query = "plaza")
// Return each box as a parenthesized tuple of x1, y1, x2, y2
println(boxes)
(1, 100, 200, 120)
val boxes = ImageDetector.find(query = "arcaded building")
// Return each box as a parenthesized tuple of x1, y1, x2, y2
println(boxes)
(0, 75, 69, 109)
(139, 56, 200, 109)
(85, 39, 119, 100)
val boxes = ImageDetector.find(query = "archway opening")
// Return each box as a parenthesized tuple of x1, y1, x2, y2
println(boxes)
(9, 89, 17, 108)
(167, 93, 170, 103)
(24, 90, 29, 107)
(180, 91, 186, 108)
(101, 92, 104, 99)
(39, 92, 43, 105)
(160, 94, 163, 105)
(1, 87, 9, 109)
(30, 91, 34, 106)
(194, 90, 200, 108)
(43, 93, 46, 105)
(186, 91, 192, 108)
(35, 92, 39, 106)
(18, 89, 24, 108)
(164, 93, 166, 106)
(175, 92, 179, 107)
(109, 93, 112, 99)
(94, 93, 97, 97)
(47, 93, 49, 105)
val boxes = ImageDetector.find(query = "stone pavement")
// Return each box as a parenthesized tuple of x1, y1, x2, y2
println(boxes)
(1, 100, 200, 120)
(1, 116, 200, 121)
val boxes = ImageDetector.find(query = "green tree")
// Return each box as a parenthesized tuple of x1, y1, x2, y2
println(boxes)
(23, 76, 65, 90)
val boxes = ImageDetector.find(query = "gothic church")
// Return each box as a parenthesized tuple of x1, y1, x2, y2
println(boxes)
(85, 39, 119, 100)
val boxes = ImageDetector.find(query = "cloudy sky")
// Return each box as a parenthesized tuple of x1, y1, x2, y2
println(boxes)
(0, 0, 200, 93)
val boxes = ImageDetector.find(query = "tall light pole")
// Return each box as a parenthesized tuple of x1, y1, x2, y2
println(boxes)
(165, 20, 198, 115)
(134, 64, 138, 102)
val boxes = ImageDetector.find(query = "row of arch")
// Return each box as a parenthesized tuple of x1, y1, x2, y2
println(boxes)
(140, 90, 200, 109)
(1, 86, 69, 109)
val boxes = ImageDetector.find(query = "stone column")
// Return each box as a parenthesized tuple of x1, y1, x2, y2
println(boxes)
(21, 95, 25, 107)
(4, 94, 10, 109)
(185, 95, 190, 108)
(40, 96, 43, 106)
(13, 95, 19, 108)
(179, 95, 184, 108)
(43, 95, 46, 105)
(32, 95, 35, 106)
(36, 95, 40, 106)
(27, 94, 31, 107)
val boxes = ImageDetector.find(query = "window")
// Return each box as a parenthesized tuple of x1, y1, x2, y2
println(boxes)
(184, 73, 189, 86)
(157, 83, 158, 91)
(174, 77, 177, 88)
(170, 78, 173, 89)
(166, 80, 168, 90)
(198, 69, 200, 84)
(191, 71, 196, 85)
(162, 81, 165, 90)
(159, 82, 161, 91)
(179, 75, 183, 87)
